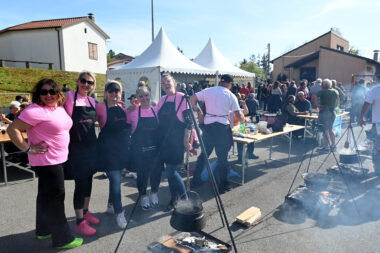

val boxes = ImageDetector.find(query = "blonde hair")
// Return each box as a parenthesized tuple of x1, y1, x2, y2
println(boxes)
(161, 73, 176, 85)
(136, 86, 151, 97)
(77, 71, 96, 95)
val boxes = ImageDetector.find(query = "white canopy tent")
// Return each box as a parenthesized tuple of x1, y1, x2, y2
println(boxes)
(107, 27, 213, 103)
(194, 38, 255, 84)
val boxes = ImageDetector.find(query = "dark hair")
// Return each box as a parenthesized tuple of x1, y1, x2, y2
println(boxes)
(15, 95, 23, 101)
(32, 79, 65, 106)
(274, 81, 280, 89)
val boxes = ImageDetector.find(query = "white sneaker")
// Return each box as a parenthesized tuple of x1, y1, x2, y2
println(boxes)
(141, 196, 151, 211)
(149, 192, 159, 207)
(106, 203, 114, 214)
(116, 212, 127, 229)
(125, 172, 138, 180)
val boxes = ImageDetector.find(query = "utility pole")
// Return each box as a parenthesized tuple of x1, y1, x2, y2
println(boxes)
(151, 0, 154, 41)
(267, 43, 271, 82)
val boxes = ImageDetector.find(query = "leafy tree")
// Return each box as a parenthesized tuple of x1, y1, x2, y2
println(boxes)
(107, 49, 118, 63)
(240, 61, 265, 79)
(249, 54, 256, 63)
(349, 46, 359, 55)
(108, 49, 115, 58)
(177, 47, 184, 54)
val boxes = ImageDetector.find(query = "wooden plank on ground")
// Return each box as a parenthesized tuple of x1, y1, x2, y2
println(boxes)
(236, 206, 261, 226)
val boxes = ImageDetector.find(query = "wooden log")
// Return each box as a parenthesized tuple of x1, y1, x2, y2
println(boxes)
(236, 206, 261, 226)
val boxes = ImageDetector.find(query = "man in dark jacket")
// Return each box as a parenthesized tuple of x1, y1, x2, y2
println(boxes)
(245, 93, 259, 117)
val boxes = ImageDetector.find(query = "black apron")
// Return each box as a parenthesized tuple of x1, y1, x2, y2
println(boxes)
(131, 107, 159, 166)
(64, 91, 98, 180)
(157, 94, 186, 164)
(98, 101, 130, 171)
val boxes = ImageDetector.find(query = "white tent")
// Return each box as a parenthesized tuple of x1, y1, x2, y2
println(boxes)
(107, 27, 213, 102)
(194, 38, 255, 78)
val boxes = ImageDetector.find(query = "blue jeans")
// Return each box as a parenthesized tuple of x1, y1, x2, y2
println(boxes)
(106, 170, 123, 214)
(165, 163, 188, 200)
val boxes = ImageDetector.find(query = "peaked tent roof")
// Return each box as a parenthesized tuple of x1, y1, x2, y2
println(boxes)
(194, 38, 254, 77)
(117, 27, 213, 75)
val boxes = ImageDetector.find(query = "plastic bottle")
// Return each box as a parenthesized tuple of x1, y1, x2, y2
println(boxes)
(335, 106, 340, 114)
(240, 122, 245, 133)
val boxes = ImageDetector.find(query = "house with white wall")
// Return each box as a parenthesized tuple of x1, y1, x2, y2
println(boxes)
(0, 14, 110, 74)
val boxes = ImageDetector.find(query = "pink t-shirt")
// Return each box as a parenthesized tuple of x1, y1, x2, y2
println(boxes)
(127, 106, 158, 134)
(156, 93, 187, 123)
(18, 103, 73, 166)
(96, 102, 128, 129)
(64, 90, 96, 117)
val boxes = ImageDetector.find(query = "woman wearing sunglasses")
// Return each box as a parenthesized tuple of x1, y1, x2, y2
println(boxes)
(127, 85, 162, 210)
(7, 79, 82, 249)
(64, 71, 99, 236)
(96, 80, 129, 228)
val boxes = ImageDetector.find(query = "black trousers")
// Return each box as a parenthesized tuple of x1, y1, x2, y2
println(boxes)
(194, 123, 232, 188)
(135, 156, 162, 195)
(237, 143, 255, 161)
(73, 176, 93, 210)
(34, 164, 74, 247)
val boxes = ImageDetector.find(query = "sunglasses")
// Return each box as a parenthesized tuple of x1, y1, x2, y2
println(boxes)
(40, 89, 57, 96)
(107, 88, 120, 94)
(79, 78, 95, 86)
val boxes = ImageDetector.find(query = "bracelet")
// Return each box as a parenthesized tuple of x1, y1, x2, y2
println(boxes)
(25, 146, 31, 153)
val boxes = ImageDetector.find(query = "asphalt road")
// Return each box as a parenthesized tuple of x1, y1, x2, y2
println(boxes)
(1, 124, 380, 253)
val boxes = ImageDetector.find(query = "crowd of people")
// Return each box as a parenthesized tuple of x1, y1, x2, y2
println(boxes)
(3, 71, 380, 250)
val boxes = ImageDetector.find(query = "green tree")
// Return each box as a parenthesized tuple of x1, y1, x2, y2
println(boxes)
(349, 46, 359, 55)
(108, 49, 115, 58)
(240, 61, 265, 79)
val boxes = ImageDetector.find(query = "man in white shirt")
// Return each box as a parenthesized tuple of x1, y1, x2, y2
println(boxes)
(360, 82, 380, 174)
(190, 74, 245, 192)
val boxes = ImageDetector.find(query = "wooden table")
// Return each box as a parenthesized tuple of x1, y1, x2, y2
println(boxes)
(233, 124, 305, 185)
(0, 132, 35, 185)
(297, 111, 350, 139)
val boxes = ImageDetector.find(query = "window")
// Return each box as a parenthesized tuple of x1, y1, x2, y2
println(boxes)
(88, 43, 98, 60)
(337, 45, 344, 51)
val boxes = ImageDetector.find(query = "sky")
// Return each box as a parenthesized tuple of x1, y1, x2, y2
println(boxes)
(0, 0, 379, 66)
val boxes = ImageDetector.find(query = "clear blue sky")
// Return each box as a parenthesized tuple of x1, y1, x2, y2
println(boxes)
(0, 0, 379, 65)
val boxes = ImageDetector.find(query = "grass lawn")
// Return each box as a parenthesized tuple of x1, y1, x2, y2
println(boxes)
(0, 67, 106, 106)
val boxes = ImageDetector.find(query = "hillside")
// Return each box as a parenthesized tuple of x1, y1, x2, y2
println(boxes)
(0, 67, 106, 106)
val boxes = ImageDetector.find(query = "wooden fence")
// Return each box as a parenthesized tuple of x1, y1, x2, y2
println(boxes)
(0, 59, 53, 70)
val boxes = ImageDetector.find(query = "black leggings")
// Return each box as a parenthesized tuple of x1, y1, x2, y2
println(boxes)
(73, 176, 93, 210)
(34, 164, 74, 247)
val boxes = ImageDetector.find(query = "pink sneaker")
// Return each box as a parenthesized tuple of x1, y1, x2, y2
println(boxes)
(74, 220, 96, 236)
(84, 210, 100, 225)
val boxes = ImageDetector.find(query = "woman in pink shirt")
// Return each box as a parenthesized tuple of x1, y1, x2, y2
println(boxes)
(64, 71, 99, 236)
(128, 86, 161, 210)
(7, 79, 82, 249)
(96, 80, 129, 228)
(157, 73, 193, 210)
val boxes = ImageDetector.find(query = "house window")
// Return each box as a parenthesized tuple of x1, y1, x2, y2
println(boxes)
(337, 45, 344, 51)
(88, 43, 98, 60)
(84, 28, 87, 33)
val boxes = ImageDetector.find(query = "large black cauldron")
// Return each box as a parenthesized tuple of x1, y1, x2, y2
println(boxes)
(170, 191, 206, 232)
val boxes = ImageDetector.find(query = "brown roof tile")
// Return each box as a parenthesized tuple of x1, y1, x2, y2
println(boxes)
(0, 17, 89, 33)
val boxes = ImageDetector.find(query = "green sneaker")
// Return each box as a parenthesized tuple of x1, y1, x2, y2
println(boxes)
(56, 238, 83, 249)
(36, 234, 52, 240)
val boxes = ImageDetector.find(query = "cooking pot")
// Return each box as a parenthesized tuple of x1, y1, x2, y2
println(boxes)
(170, 191, 206, 232)
(339, 152, 359, 164)
(302, 173, 332, 191)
